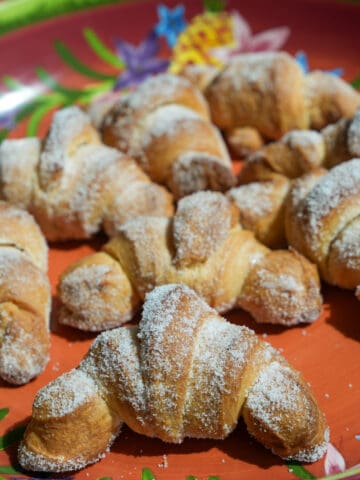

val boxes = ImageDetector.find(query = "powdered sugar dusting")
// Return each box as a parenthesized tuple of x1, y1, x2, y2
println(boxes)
(128, 73, 204, 111)
(245, 361, 301, 434)
(33, 369, 97, 418)
(300, 158, 360, 236)
(184, 316, 256, 438)
(285, 427, 329, 463)
(283, 129, 323, 148)
(39, 106, 95, 187)
(141, 105, 200, 147)
(228, 183, 275, 217)
(348, 109, 360, 157)
(59, 262, 129, 329)
(18, 428, 120, 473)
(173, 191, 233, 265)
(80, 327, 147, 427)
(329, 216, 360, 275)
(0, 138, 40, 208)
(138, 284, 213, 440)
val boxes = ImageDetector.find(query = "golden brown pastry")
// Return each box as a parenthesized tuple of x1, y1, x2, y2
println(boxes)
(238, 108, 360, 183)
(230, 112, 360, 250)
(285, 159, 360, 290)
(100, 73, 236, 198)
(227, 176, 291, 248)
(0, 106, 173, 241)
(18, 284, 329, 472)
(57, 191, 322, 331)
(0, 201, 50, 385)
(183, 52, 360, 141)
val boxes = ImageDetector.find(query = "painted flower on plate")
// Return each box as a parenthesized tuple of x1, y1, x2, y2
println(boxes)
(209, 11, 290, 63)
(155, 4, 187, 47)
(295, 51, 344, 76)
(113, 31, 169, 90)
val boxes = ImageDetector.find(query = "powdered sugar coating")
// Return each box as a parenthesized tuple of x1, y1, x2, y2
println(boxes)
(39, 106, 97, 188)
(283, 129, 323, 147)
(228, 182, 275, 217)
(128, 73, 207, 113)
(245, 361, 329, 462)
(0, 138, 40, 207)
(331, 217, 360, 270)
(18, 430, 119, 473)
(141, 105, 200, 147)
(347, 108, 360, 157)
(184, 315, 257, 438)
(33, 369, 98, 418)
(245, 361, 302, 433)
(299, 158, 360, 236)
(173, 191, 233, 265)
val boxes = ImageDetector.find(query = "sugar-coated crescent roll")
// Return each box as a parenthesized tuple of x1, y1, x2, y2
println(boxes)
(18, 284, 329, 472)
(100, 73, 236, 198)
(238, 108, 360, 183)
(0, 106, 173, 241)
(229, 159, 360, 300)
(57, 191, 322, 331)
(285, 159, 360, 290)
(0, 202, 50, 384)
(183, 51, 360, 141)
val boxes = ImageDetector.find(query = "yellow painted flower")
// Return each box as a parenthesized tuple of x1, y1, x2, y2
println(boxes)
(169, 11, 235, 73)
(169, 9, 290, 74)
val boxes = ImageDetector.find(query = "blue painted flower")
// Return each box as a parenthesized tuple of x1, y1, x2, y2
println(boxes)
(155, 4, 187, 47)
(113, 31, 169, 90)
(295, 51, 343, 77)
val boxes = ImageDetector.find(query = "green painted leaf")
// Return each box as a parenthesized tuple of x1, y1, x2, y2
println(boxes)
(98, 477, 112, 480)
(83, 28, 125, 69)
(0, 465, 22, 474)
(0, 409, 9, 420)
(0, 425, 26, 450)
(54, 40, 117, 81)
(317, 467, 360, 480)
(142, 468, 156, 480)
(204, 0, 226, 13)
(26, 98, 61, 136)
(208, 477, 221, 480)
(36, 67, 86, 99)
(287, 462, 317, 479)
(352, 76, 360, 89)
(0, 0, 128, 37)
(186, 477, 198, 480)
(2, 75, 24, 90)
(0, 130, 9, 143)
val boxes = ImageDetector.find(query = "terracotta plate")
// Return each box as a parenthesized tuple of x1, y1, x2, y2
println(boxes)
(0, 1, 359, 479)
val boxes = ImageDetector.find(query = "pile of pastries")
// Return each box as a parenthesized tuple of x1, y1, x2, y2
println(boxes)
(0, 51, 359, 473)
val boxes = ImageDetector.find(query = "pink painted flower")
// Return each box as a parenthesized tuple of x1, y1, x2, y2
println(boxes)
(325, 443, 346, 475)
(210, 11, 290, 63)
(323, 443, 360, 479)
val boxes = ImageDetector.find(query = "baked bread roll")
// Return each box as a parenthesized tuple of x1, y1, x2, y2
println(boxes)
(57, 191, 322, 331)
(100, 73, 236, 198)
(285, 159, 360, 290)
(239, 108, 360, 183)
(230, 159, 360, 298)
(227, 176, 291, 249)
(183, 52, 360, 142)
(0, 106, 173, 241)
(0, 202, 50, 384)
(18, 284, 329, 472)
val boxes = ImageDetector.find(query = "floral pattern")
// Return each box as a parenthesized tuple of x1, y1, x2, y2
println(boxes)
(0, 2, 360, 479)
(154, 4, 187, 47)
(113, 31, 169, 90)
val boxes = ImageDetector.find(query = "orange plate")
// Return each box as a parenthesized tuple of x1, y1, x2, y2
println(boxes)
(0, 1, 359, 479)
